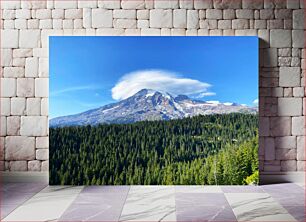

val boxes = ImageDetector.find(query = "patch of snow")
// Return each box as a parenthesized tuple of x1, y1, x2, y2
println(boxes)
(223, 102, 233, 106)
(102, 106, 119, 113)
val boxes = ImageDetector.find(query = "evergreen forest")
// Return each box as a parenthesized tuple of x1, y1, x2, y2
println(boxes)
(49, 113, 258, 185)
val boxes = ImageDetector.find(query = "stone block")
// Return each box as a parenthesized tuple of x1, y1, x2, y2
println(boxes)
(232, 19, 249, 29)
(25, 57, 38, 77)
(36, 149, 48, 160)
(2, 9, 16, 19)
(259, 117, 270, 136)
(121, 0, 145, 9)
(206, 9, 222, 19)
(13, 49, 32, 58)
(270, 30, 291, 48)
(98, 0, 120, 9)
(236, 9, 254, 19)
(297, 136, 305, 161)
(187, 10, 199, 29)
(276, 148, 297, 160)
(1, 98, 10, 116)
(264, 137, 275, 160)
(20, 116, 48, 136)
(150, 9, 172, 28)
(39, 58, 48, 77)
(292, 30, 305, 48)
(213, 0, 241, 9)
(65, 9, 82, 19)
(1, 78, 16, 97)
(173, 9, 187, 28)
(36, 137, 48, 149)
(275, 136, 297, 149)
(297, 161, 305, 171)
(270, 117, 291, 136)
(1, 117, 6, 136)
(78, 0, 97, 8)
(137, 20, 149, 28)
(28, 160, 41, 171)
(281, 160, 297, 171)
(35, 78, 49, 97)
(15, 9, 31, 19)
(1, 1, 20, 9)
(279, 67, 300, 87)
(83, 8, 91, 28)
(9, 161, 27, 171)
(92, 9, 113, 28)
(242, 0, 263, 9)
(275, 9, 292, 19)
(292, 116, 305, 136)
(19, 30, 41, 48)
(154, 0, 178, 9)
(3, 67, 24, 78)
(278, 98, 303, 116)
(41, 98, 48, 116)
(140, 28, 161, 36)
(11, 98, 26, 115)
(114, 9, 136, 19)
(35, 9, 51, 19)
(1, 49, 12, 67)
(41, 160, 49, 171)
(7, 116, 20, 136)
(137, 10, 149, 19)
(263, 48, 277, 67)
(223, 9, 235, 19)
(287, 0, 300, 9)
(114, 19, 137, 28)
(179, 0, 193, 9)
(17, 78, 34, 97)
(1, 30, 19, 48)
(26, 98, 41, 116)
(293, 9, 305, 29)
(293, 87, 304, 97)
(52, 9, 64, 19)
(218, 20, 232, 29)
(194, 0, 212, 9)
(54, 0, 77, 9)
(5, 136, 35, 160)
(258, 29, 269, 48)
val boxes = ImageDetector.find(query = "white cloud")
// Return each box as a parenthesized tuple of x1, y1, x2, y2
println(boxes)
(253, 98, 258, 105)
(111, 70, 212, 100)
(194, 92, 216, 98)
(206, 100, 220, 104)
(51, 85, 101, 96)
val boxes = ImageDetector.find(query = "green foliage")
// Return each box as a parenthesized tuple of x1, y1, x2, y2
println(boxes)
(49, 113, 258, 185)
(244, 170, 259, 185)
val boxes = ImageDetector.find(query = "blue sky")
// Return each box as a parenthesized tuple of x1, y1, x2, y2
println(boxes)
(50, 36, 258, 119)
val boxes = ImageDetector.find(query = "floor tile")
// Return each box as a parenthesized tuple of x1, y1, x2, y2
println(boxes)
(176, 193, 237, 222)
(270, 192, 305, 206)
(283, 205, 305, 222)
(3, 186, 84, 221)
(221, 185, 264, 193)
(1, 182, 47, 194)
(119, 186, 176, 222)
(225, 193, 297, 221)
(175, 185, 222, 193)
(262, 183, 304, 194)
(59, 186, 130, 221)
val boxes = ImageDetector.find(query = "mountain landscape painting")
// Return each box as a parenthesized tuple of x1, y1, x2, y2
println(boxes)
(49, 36, 259, 185)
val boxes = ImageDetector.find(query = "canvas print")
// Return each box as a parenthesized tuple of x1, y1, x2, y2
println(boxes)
(49, 37, 258, 185)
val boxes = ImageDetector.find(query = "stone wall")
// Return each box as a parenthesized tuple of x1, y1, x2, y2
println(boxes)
(0, 0, 305, 175)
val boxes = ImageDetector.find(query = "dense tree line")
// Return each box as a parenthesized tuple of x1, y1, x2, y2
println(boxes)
(49, 113, 258, 185)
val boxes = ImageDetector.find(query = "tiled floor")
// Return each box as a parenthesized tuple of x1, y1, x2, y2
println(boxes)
(1, 183, 305, 221)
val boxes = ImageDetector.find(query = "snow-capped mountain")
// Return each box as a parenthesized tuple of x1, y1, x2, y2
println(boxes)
(50, 89, 258, 127)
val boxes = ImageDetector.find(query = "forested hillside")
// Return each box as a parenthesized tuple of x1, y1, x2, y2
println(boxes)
(49, 113, 258, 185)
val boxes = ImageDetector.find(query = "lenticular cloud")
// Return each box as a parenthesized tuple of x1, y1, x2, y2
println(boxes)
(111, 70, 212, 101)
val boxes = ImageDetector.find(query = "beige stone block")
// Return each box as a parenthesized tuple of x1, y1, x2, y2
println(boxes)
(124, 28, 140, 36)
(52, 9, 64, 19)
(275, 136, 297, 149)
(292, 30, 305, 48)
(279, 67, 300, 87)
(223, 9, 235, 19)
(1, 117, 7, 137)
(20, 116, 48, 136)
(270, 117, 291, 136)
(9, 161, 27, 171)
(235, 29, 257, 36)
(293, 87, 304, 97)
(36, 149, 48, 160)
(194, 0, 212, 9)
(5, 136, 35, 160)
(0, 137, 4, 159)
(173, 9, 186, 28)
(179, 0, 193, 8)
(150, 9, 172, 28)
(236, 9, 254, 19)
(41, 98, 48, 116)
(82, 8, 91, 28)
(1, 49, 12, 67)
(53, 19, 63, 28)
(281, 160, 297, 171)
(137, 20, 149, 28)
(12, 58, 25, 67)
(39, 19, 53, 29)
(293, 9, 305, 30)
(214, 0, 241, 9)
(21, 0, 46, 9)
(1, 98, 10, 116)
(38, 58, 48, 77)
(218, 20, 231, 29)
(3, 67, 24, 78)
(1, 1, 20, 9)
(263, 48, 277, 67)
(7, 116, 20, 136)
(297, 161, 305, 171)
(24, 57, 38, 78)
(276, 148, 297, 160)
(114, 19, 137, 28)
(15, 19, 27, 29)
(259, 117, 269, 136)
(13, 49, 32, 58)
(265, 137, 275, 160)
(287, 0, 300, 9)
(242, 0, 263, 9)
(11, 98, 26, 115)
(278, 98, 303, 116)
(206, 9, 222, 19)
(232, 19, 249, 29)
(137, 10, 149, 19)
(98, 0, 120, 9)
(28, 160, 41, 171)
(92, 9, 113, 28)
(140, 28, 161, 36)
(297, 136, 305, 161)
(16, 78, 34, 97)
(35, 9, 51, 19)
(187, 10, 199, 29)
(54, 0, 77, 9)
(114, 9, 136, 18)
(292, 116, 305, 136)
(2, 9, 16, 19)
(78, 0, 97, 8)
(171, 28, 186, 36)
(1, 30, 19, 48)
(36, 137, 49, 149)
(63, 19, 74, 29)
(3, 20, 15, 29)
(154, 0, 178, 9)
(27, 19, 39, 29)
(41, 160, 49, 171)
(26, 98, 41, 116)
(258, 29, 269, 48)
(65, 9, 82, 19)
(270, 29, 291, 48)
(96, 28, 125, 36)
(186, 29, 198, 36)
(19, 30, 41, 48)
(35, 78, 49, 98)
(1, 78, 16, 98)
